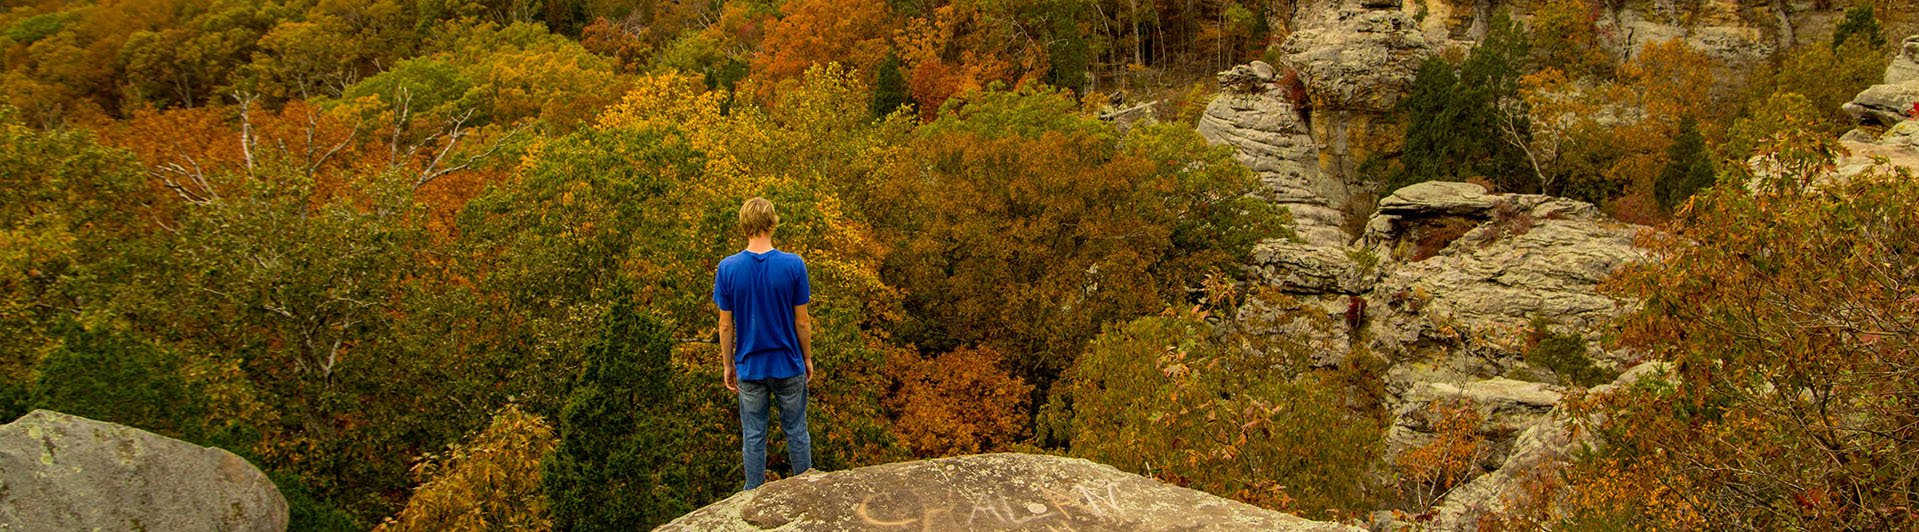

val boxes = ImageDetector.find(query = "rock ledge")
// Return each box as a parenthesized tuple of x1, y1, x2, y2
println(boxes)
(660, 453, 1357, 531)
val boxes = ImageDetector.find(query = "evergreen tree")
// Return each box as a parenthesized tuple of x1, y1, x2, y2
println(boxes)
(1655, 118, 1716, 213)
(543, 298, 684, 530)
(1394, 56, 1465, 190)
(1832, 5, 1885, 49)
(871, 53, 909, 117)
(1393, 11, 1533, 192)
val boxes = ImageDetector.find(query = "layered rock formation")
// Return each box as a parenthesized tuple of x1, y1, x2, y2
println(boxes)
(0, 410, 288, 531)
(1198, 62, 1351, 245)
(660, 453, 1357, 531)
(1249, 182, 1646, 464)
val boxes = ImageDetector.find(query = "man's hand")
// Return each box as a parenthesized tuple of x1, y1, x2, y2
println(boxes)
(806, 358, 816, 385)
(723, 366, 739, 393)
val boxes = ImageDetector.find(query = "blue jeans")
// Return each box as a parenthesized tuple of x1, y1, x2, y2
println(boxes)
(739, 374, 811, 489)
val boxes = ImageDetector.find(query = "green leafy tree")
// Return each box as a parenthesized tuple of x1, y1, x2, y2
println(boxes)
(1654, 117, 1715, 213)
(0, 112, 148, 421)
(543, 300, 685, 530)
(28, 322, 200, 434)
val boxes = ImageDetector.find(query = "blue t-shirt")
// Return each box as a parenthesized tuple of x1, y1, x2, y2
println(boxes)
(712, 249, 811, 381)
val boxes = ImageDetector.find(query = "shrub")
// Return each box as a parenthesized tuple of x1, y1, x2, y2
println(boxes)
(1523, 317, 1614, 387)
(1393, 399, 1489, 511)
(1505, 135, 1919, 528)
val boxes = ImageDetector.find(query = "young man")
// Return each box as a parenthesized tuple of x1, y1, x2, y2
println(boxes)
(712, 197, 814, 490)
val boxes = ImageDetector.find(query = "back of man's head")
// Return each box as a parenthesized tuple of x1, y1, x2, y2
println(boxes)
(739, 197, 778, 237)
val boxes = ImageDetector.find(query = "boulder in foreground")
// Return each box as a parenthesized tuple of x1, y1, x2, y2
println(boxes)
(660, 453, 1357, 531)
(0, 409, 288, 531)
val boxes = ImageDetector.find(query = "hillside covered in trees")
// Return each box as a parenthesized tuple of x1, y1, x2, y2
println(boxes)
(3, 0, 1916, 529)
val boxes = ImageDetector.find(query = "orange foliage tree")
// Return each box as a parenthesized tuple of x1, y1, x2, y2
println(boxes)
(885, 347, 1033, 457)
(1519, 39, 1716, 222)
(1499, 135, 1919, 528)
(747, 0, 894, 89)
(868, 85, 1283, 384)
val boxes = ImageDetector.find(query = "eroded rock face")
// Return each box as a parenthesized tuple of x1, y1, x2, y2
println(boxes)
(0, 410, 288, 531)
(1238, 181, 1647, 495)
(1283, 9, 1431, 116)
(1199, 86, 1351, 245)
(659, 453, 1357, 531)
(1887, 36, 1919, 84)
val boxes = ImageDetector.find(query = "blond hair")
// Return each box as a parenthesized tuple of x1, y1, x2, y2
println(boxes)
(738, 197, 778, 236)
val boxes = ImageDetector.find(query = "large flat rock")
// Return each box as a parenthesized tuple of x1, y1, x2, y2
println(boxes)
(0, 410, 288, 531)
(659, 453, 1358, 531)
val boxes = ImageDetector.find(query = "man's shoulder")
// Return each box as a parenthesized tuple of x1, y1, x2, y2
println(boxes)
(717, 251, 751, 270)
(772, 250, 805, 266)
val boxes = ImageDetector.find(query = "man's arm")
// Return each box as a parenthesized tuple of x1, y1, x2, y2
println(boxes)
(795, 304, 814, 384)
(718, 309, 737, 393)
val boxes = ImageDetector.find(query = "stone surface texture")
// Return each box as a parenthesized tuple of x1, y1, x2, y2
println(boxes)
(0, 409, 288, 532)
(660, 453, 1358, 531)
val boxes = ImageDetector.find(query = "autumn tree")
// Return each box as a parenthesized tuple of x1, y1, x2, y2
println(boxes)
(869, 85, 1284, 386)
(1742, 17, 1889, 138)
(747, 0, 894, 88)
(378, 405, 557, 531)
(1504, 135, 1919, 528)
(1047, 309, 1384, 518)
(885, 347, 1032, 456)
(0, 112, 150, 420)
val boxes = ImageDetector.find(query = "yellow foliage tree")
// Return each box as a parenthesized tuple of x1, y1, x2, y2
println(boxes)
(378, 405, 558, 531)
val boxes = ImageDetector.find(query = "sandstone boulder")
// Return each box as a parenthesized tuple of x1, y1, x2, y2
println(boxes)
(0, 410, 288, 531)
(1843, 82, 1919, 127)
(1375, 181, 1495, 217)
(1282, 9, 1431, 115)
(660, 453, 1358, 531)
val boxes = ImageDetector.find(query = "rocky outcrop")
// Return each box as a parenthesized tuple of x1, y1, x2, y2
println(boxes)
(1427, 362, 1675, 530)
(1237, 181, 1647, 506)
(1283, 9, 1431, 117)
(1598, 7, 1775, 72)
(1285, 8, 1434, 222)
(1198, 66, 1351, 245)
(1361, 183, 1646, 360)
(660, 453, 1358, 531)
(0, 410, 288, 531)
(1845, 35, 1919, 127)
